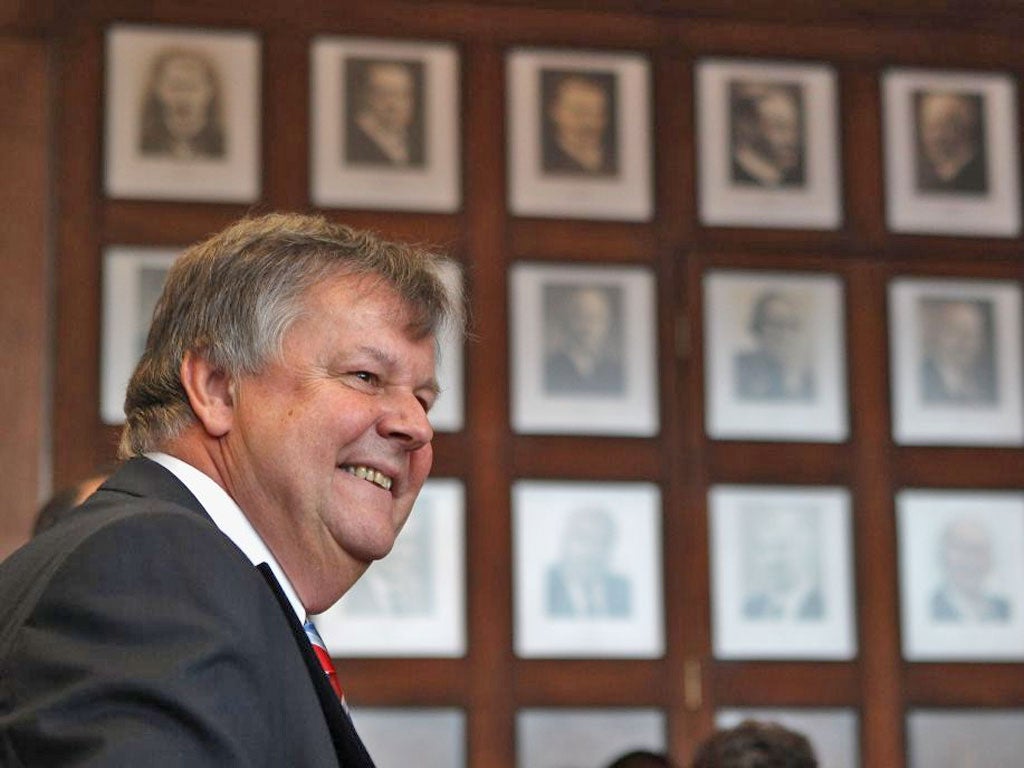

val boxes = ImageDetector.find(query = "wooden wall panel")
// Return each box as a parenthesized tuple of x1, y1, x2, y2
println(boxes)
(35, 2, 1024, 766)
(0, 37, 49, 559)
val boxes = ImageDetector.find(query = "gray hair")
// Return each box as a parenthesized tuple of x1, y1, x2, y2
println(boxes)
(118, 212, 464, 458)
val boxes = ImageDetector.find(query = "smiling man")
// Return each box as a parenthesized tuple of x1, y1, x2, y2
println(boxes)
(0, 213, 463, 766)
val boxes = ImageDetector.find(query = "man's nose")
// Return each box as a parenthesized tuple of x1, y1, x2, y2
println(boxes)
(379, 390, 434, 449)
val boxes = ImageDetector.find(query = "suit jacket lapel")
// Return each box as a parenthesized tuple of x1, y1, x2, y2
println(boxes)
(256, 563, 375, 768)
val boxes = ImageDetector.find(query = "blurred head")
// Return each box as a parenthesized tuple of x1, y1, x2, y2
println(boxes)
(564, 286, 614, 357)
(749, 292, 805, 364)
(362, 62, 415, 132)
(549, 74, 609, 150)
(148, 49, 220, 144)
(605, 750, 677, 768)
(745, 508, 818, 598)
(735, 84, 802, 174)
(561, 507, 617, 578)
(929, 300, 986, 371)
(691, 720, 817, 768)
(918, 91, 980, 169)
(33, 474, 108, 537)
(940, 517, 995, 598)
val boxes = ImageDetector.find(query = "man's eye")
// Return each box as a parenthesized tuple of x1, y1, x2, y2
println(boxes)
(353, 371, 379, 385)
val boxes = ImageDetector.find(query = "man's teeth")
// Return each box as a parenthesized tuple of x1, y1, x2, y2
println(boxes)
(342, 465, 393, 491)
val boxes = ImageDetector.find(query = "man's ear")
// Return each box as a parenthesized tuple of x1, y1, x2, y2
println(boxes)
(180, 350, 235, 438)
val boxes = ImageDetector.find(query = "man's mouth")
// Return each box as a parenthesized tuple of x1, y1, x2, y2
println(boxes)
(341, 464, 393, 491)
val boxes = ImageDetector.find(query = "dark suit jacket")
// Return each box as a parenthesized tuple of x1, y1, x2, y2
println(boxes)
(0, 457, 374, 767)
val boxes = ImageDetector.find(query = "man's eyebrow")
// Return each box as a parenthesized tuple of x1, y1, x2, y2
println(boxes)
(356, 344, 441, 396)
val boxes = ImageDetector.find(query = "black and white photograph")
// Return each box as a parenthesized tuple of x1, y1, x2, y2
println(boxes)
(897, 490, 1024, 661)
(883, 69, 1020, 236)
(314, 479, 465, 657)
(709, 485, 856, 660)
(511, 263, 658, 436)
(344, 57, 425, 169)
(703, 270, 848, 442)
(101, 247, 180, 424)
(540, 68, 619, 178)
(907, 709, 1024, 768)
(889, 278, 1023, 446)
(717, 708, 860, 768)
(696, 59, 841, 229)
(311, 37, 460, 212)
(513, 481, 663, 658)
(351, 708, 465, 768)
(507, 48, 651, 220)
(105, 25, 260, 202)
(516, 708, 665, 768)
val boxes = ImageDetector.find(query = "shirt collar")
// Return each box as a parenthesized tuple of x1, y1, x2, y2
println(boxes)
(145, 451, 306, 622)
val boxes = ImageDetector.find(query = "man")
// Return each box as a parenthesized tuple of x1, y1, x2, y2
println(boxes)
(544, 284, 624, 395)
(734, 291, 814, 401)
(730, 82, 805, 188)
(741, 506, 823, 622)
(931, 516, 1010, 623)
(31, 472, 108, 536)
(346, 59, 423, 167)
(547, 506, 631, 618)
(140, 47, 225, 160)
(0, 213, 462, 765)
(542, 71, 617, 176)
(691, 720, 817, 768)
(920, 298, 997, 404)
(915, 90, 987, 194)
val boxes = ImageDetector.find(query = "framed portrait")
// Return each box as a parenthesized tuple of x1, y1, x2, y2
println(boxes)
(888, 278, 1023, 446)
(897, 489, 1024, 661)
(907, 709, 1024, 768)
(311, 37, 460, 212)
(105, 25, 260, 202)
(506, 48, 652, 221)
(696, 58, 841, 230)
(510, 263, 658, 436)
(883, 68, 1021, 237)
(717, 708, 859, 768)
(513, 481, 663, 658)
(101, 246, 180, 424)
(314, 478, 465, 657)
(351, 708, 465, 768)
(709, 485, 857, 660)
(516, 708, 665, 768)
(429, 262, 465, 433)
(703, 270, 848, 442)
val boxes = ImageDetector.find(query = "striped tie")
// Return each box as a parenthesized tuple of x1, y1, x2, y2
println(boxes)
(303, 618, 346, 705)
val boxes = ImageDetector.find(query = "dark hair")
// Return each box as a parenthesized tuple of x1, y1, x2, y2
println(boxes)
(606, 749, 678, 768)
(691, 720, 817, 768)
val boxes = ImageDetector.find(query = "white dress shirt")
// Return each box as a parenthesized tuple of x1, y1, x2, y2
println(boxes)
(146, 452, 306, 623)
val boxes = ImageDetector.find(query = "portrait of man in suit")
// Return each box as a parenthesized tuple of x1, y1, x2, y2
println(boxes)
(541, 68, 619, 177)
(729, 80, 806, 189)
(734, 290, 815, 402)
(344, 57, 425, 168)
(740, 504, 824, 622)
(546, 506, 632, 618)
(543, 283, 625, 396)
(139, 47, 226, 161)
(341, 497, 434, 616)
(0, 213, 463, 765)
(918, 297, 997, 405)
(931, 516, 1011, 623)
(914, 89, 988, 195)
